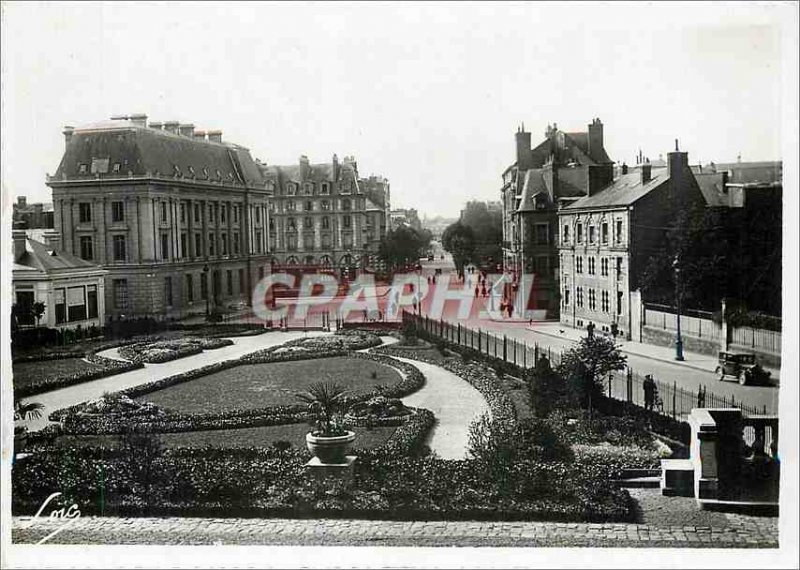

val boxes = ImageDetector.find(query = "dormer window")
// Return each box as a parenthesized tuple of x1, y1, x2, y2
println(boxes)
(266, 181, 276, 194)
(303, 182, 313, 195)
(215, 169, 222, 180)
(78, 163, 88, 174)
(320, 183, 330, 195)
(187, 166, 196, 178)
(112, 163, 121, 173)
(173, 165, 182, 178)
(286, 183, 296, 196)
(202, 167, 210, 179)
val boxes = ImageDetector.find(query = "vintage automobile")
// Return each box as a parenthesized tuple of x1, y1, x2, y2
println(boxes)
(715, 351, 771, 386)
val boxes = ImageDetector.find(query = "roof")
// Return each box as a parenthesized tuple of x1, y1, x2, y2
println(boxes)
(709, 161, 782, 184)
(564, 169, 669, 210)
(694, 172, 728, 207)
(260, 160, 358, 187)
(53, 120, 265, 187)
(14, 237, 105, 275)
(517, 169, 549, 213)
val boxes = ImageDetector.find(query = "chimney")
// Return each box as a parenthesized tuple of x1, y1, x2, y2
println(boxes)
(12, 229, 27, 261)
(621, 162, 628, 175)
(149, 121, 163, 130)
(667, 142, 688, 178)
(587, 118, 604, 162)
(641, 162, 652, 184)
(42, 229, 62, 249)
(17, 196, 27, 208)
(110, 115, 129, 120)
(129, 113, 147, 127)
(179, 123, 195, 137)
(515, 125, 532, 171)
(299, 155, 310, 179)
(193, 130, 207, 141)
(587, 164, 613, 196)
(163, 121, 180, 134)
(207, 130, 222, 143)
(63, 126, 75, 148)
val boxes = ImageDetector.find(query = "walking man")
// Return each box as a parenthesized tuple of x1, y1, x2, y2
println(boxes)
(643, 374, 656, 411)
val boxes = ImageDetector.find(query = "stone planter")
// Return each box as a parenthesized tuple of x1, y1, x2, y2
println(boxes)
(305, 431, 356, 464)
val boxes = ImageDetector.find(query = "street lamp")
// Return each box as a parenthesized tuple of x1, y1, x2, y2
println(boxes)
(203, 263, 210, 317)
(415, 262, 422, 315)
(673, 255, 684, 361)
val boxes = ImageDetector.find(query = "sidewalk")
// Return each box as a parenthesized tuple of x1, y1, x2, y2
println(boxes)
(527, 322, 781, 380)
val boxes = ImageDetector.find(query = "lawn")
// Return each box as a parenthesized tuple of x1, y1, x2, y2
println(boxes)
(137, 356, 403, 414)
(50, 424, 398, 451)
(13, 358, 105, 391)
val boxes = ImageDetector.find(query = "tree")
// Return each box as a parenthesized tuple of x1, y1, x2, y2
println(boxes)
(459, 201, 503, 268)
(378, 226, 427, 270)
(526, 355, 569, 417)
(557, 335, 627, 416)
(32, 301, 46, 328)
(441, 221, 476, 276)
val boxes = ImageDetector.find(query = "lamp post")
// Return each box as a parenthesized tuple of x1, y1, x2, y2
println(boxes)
(203, 263, 210, 318)
(673, 255, 684, 361)
(415, 262, 422, 315)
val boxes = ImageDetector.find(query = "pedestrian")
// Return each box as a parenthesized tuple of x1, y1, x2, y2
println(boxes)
(475, 285, 480, 298)
(643, 374, 656, 411)
(507, 302, 514, 318)
(587, 321, 595, 338)
(481, 285, 487, 297)
(363, 309, 368, 323)
(611, 322, 619, 339)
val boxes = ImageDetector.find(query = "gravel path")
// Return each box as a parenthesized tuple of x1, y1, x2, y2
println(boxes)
(20, 330, 331, 433)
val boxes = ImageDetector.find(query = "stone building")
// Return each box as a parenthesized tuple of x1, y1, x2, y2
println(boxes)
(13, 196, 54, 229)
(390, 208, 422, 232)
(259, 155, 390, 277)
(501, 118, 614, 317)
(46, 115, 272, 320)
(557, 147, 707, 338)
(12, 228, 107, 330)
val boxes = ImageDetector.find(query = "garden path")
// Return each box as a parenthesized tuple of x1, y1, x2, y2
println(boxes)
(392, 354, 490, 460)
(22, 330, 331, 433)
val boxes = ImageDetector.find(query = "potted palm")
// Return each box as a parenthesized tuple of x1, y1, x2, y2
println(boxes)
(296, 382, 355, 464)
(14, 398, 44, 454)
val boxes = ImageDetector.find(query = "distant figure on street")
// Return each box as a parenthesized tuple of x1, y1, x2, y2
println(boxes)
(611, 322, 619, 338)
(586, 321, 595, 338)
(474, 285, 480, 298)
(481, 284, 487, 297)
(363, 309, 368, 322)
(507, 302, 514, 318)
(643, 374, 657, 411)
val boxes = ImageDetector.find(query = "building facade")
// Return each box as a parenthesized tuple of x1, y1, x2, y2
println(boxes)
(390, 208, 422, 232)
(259, 155, 390, 278)
(501, 118, 615, 317)
(12, 228, 107, 330)
(13, 196, 54, 229)
(557, 149, 707, 338)
(47, 115, 272, 320)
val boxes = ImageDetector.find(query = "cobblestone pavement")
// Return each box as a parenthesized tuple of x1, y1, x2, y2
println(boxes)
(11, 510, 778, 547)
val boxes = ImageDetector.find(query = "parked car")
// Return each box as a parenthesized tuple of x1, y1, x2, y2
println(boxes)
(715, 351, 771, 386)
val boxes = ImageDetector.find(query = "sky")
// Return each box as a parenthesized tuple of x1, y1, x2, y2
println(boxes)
(1, 1, 796, 218)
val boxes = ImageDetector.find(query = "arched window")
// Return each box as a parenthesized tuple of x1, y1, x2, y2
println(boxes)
(305, 255, 315, 265)
(286, 255, 299, 266)
(320, 183, 330, 195)
(286, 183, 296, 196)
(320, 255, 332, 267)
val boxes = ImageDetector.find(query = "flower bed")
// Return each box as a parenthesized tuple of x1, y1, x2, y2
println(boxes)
(117, 337, 233, 364)
(14, 355, 144, 399)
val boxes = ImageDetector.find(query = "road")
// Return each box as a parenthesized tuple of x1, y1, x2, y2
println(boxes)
(417, 241, 779, 415)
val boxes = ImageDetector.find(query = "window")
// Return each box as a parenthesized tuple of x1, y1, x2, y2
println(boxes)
(221, 205, 226, 223)
(221, 233, 228, 255)
(577, 223, 583, 243)
(15, 291, 35, 326)
(576, 287, 584, 307)
(343, 215, 351, 228)
(79, 236, 93, 260)
(112, 201, 124, 222)
(535, 223, 548, 245)
(615, 220, 623, 243)
(53, 289, 66, 325)
(194, 204, 200, 223)
(562, 224, 570, 243)
(87, 285, 98, 319)
(200, 274, 208, 300)
(180, 203, 186, 223)
(195, 233, 202, 257)
(321, 200, 330, 211)
(238, 268, 245, 294)
(322, 234, 331, 248)
(617, 291, 623, 315)
(321, 183, 330, 195)
(113, 279, 128, 309)
(112, 235, 126, 261)
(79, 202, 92, 223)
(286, 201, 296, 212)
(233, 205, 239, 223)
(112, 162, 121, 173)
(208, 204, 215, 223)
(186, 274, 194, 303)
(180, 233, 187, 258)
(601, 257, 608, 277)
(233, 232, 240, 255)
(304, 217, 313, 229)
(588, 225, 596, 244)
(161, 234, 169, 260)
(588, 257, 595, 275)
(226, 270, 233, 295)
(164, 277, 173, 307)
(588, 289, 597, 311)
(601, 290, 609, 313)
(342, 233, 353, 248)
(78, 163, 88, 174)
(161, 202, 168, 223)
(342, 198, 351, 211)
(303, 183, 313, 195)
(208, 232, 215, 255)
(576, 256, 583, 274)
(563, 286, 570, 306)
(287, 234, 297, 251)
(255, 208, 261, 222)
(255, 231, 262, 253)
(286, 183, 296, 196)
(305, 201, 313, 211)
(616, 257, 622, 280)
(304, 235, 314, 250)
(601, 222, 609, 245)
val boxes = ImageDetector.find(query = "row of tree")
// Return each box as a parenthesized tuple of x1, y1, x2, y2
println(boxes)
(377, 225, 433, 271)
(441, 201, 503, 277)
